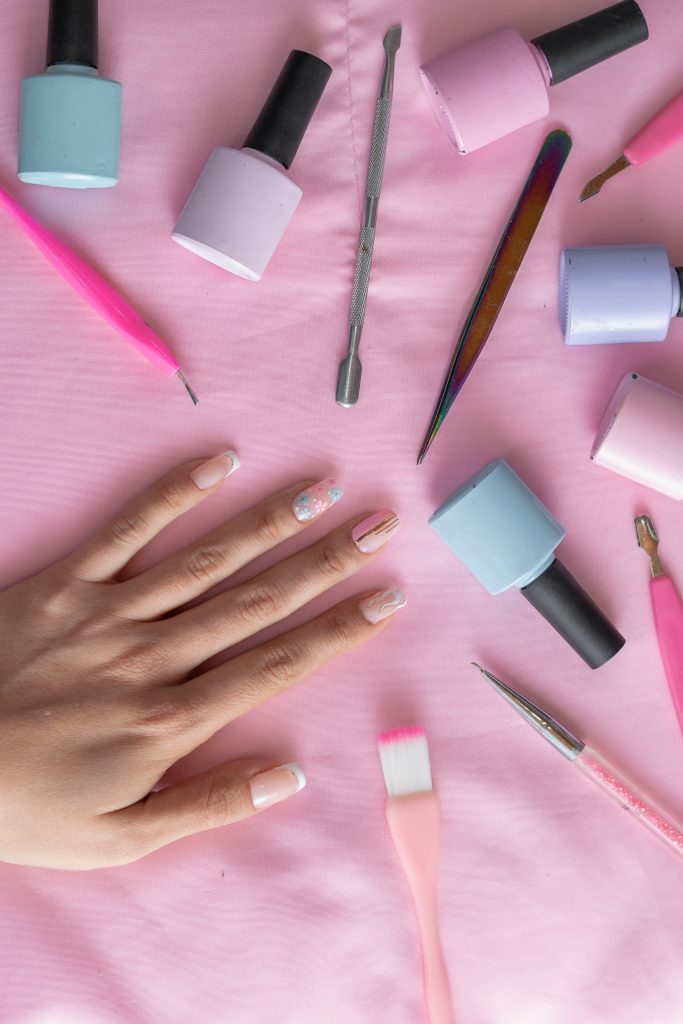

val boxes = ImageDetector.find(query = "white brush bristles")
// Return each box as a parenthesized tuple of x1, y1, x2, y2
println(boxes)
(377, 726, 433, 798)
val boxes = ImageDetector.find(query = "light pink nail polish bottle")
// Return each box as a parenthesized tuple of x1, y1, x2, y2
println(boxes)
(420, 0, 647, 155)
(172, 50, 332, 281)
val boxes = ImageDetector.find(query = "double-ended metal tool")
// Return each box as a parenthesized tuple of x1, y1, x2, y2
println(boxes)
(336, 24, 401, 407)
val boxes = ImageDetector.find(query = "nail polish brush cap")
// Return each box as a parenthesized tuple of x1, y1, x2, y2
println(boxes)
(561, 245, 681, 345)
(429, 458, 625, 668)
(532, 0, 648, 85)
(244, 50, 332, 169)
(47, 0, 98, 68)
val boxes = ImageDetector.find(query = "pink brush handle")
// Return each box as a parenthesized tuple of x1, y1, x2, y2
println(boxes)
(650, 575, 683, 735)
(386, 792, 455, 1024)
(624, 90, 683, 166)
(0, 185, 178, 374)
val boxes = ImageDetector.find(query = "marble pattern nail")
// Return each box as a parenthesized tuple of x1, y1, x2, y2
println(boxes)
(360, 588, 407, 623)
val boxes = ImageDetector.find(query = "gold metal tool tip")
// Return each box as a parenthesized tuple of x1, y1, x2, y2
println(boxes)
(635, 514, 664, 578)
(177, 369, 199, 405)
(579, 154, 630, 203)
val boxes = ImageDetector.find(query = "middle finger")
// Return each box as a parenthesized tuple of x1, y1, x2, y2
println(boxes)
(157, 508, 400, 673)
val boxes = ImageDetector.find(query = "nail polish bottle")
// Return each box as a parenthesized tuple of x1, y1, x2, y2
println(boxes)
(172, 50, 332, 281)
(430, 458, 625, 668)
(420, 0, 648, 155)
(18, 0, 122, 188)
(592, 372, 683, 500)
(561, 245, 682, 345)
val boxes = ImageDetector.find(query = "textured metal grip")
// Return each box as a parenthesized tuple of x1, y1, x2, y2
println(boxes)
(366, 98, 391, 199)
(350, 224, 375, 327)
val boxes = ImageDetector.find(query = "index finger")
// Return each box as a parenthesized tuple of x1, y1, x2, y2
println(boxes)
(66, 452, 240, 581)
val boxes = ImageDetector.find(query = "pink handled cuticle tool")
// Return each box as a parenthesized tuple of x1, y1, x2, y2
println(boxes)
(0, 184, 198, 403)
(635, 515, 683, 735)
(581, 88, 683, 201)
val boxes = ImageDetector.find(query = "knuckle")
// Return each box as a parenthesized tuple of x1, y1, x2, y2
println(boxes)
(314, 542, 349, 580)
(258, 638, 307, 691)
(106, 510, 148, 548)
(183, 545, 225, 586)
(326, 613, 358, 649)
(108, 640, 169, 683)
(234, 579, 283, 624)
(128, 692, 188, 737)
(201, 775, 241, 826)
(253, 503, 285, 546)
(157, 479, 187, 514)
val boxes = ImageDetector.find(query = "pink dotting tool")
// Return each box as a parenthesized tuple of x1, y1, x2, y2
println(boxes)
(377, 726, 455, 1024)
(581, 87, 683, 201)
(635, 516, 683, 735)
(0, 184, 197, 403)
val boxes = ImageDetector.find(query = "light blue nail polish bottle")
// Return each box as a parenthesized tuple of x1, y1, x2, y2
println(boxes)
(18, 0, 122, 188)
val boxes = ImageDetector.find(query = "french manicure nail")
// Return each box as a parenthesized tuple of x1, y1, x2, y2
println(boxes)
(249, 763, 306, 809)
(190, 451, 240, 490)
(292, 478, 343, 522)
(352, 509, 400, 553)
(360, 587, 407, 623)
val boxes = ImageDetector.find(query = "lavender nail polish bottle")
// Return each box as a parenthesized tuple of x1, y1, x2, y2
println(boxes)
(172, 50, 332, 281)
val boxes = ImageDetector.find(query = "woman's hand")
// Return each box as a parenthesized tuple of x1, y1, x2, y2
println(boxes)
(0, 453, 404, 870)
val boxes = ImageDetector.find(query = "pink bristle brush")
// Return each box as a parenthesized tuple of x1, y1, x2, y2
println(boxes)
(377, 726, 454, 1024)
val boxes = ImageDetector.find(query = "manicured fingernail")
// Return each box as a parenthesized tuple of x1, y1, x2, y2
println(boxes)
(352, 509, 400, 553)
(249, 763, 306, 809)
(190, 451, 240, 490)
(360, 587, 407, 623)
(292, 478, 343, 522)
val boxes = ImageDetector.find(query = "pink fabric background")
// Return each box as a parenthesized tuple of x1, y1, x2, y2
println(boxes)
(0, 0, 682, 1020)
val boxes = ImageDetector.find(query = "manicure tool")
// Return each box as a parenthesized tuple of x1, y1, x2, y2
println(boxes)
(378, 726, 455, 1024)
(336, 24, 401, 407)
(475, 664, 683, 859)
(417, 129, 571, 463)
(0, 184, 197, 402)
(635, 515, 683, 735)
(580, 87, 683, 202)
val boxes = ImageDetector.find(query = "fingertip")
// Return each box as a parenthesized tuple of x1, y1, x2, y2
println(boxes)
(359, 586, 407, 624)
(190, 452, 240, 491)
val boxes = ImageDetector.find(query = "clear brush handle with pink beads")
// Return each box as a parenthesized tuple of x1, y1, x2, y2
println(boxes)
(576, 746, 683, 857)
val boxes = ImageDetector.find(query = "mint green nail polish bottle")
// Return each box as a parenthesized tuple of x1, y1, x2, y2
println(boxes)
(18, 0, 122, 189)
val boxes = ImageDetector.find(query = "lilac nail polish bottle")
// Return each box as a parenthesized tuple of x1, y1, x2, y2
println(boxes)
(420, 0, 647, 155)
(561, 245, 683, 345)
(172, 50, 332, 281)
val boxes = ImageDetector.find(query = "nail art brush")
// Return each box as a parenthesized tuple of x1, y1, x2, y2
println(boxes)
(378, 726, 455, 1024)
(336, 24, 401, 408)
(474, 664, 683, 859)
(417, 129, 571, 463)
(635, 515, 683, 735)
(580, 87, 683, 202)
(0, 183, 198, 403)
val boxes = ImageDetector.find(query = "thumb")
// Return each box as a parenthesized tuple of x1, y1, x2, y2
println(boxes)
(120, 759, 306, 856)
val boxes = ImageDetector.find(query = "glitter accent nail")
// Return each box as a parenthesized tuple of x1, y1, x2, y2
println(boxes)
(292, 478, 343, 522)
(360, 587, 406, 623)
(352, 509, 400, 553)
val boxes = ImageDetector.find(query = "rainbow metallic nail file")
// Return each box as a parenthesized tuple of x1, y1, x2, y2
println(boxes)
(417, 129, 572, 464)
(429, 458, 625, 668)
(561, 245, 683, 345)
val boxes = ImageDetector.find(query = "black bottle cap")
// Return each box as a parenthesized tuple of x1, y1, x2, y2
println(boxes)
(676, 268, 683, 317)
(244, 50, 332, 169)
(532, 0, 648, 86)
(521, 559, 625, 669)
(47, 0, 98, 69)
